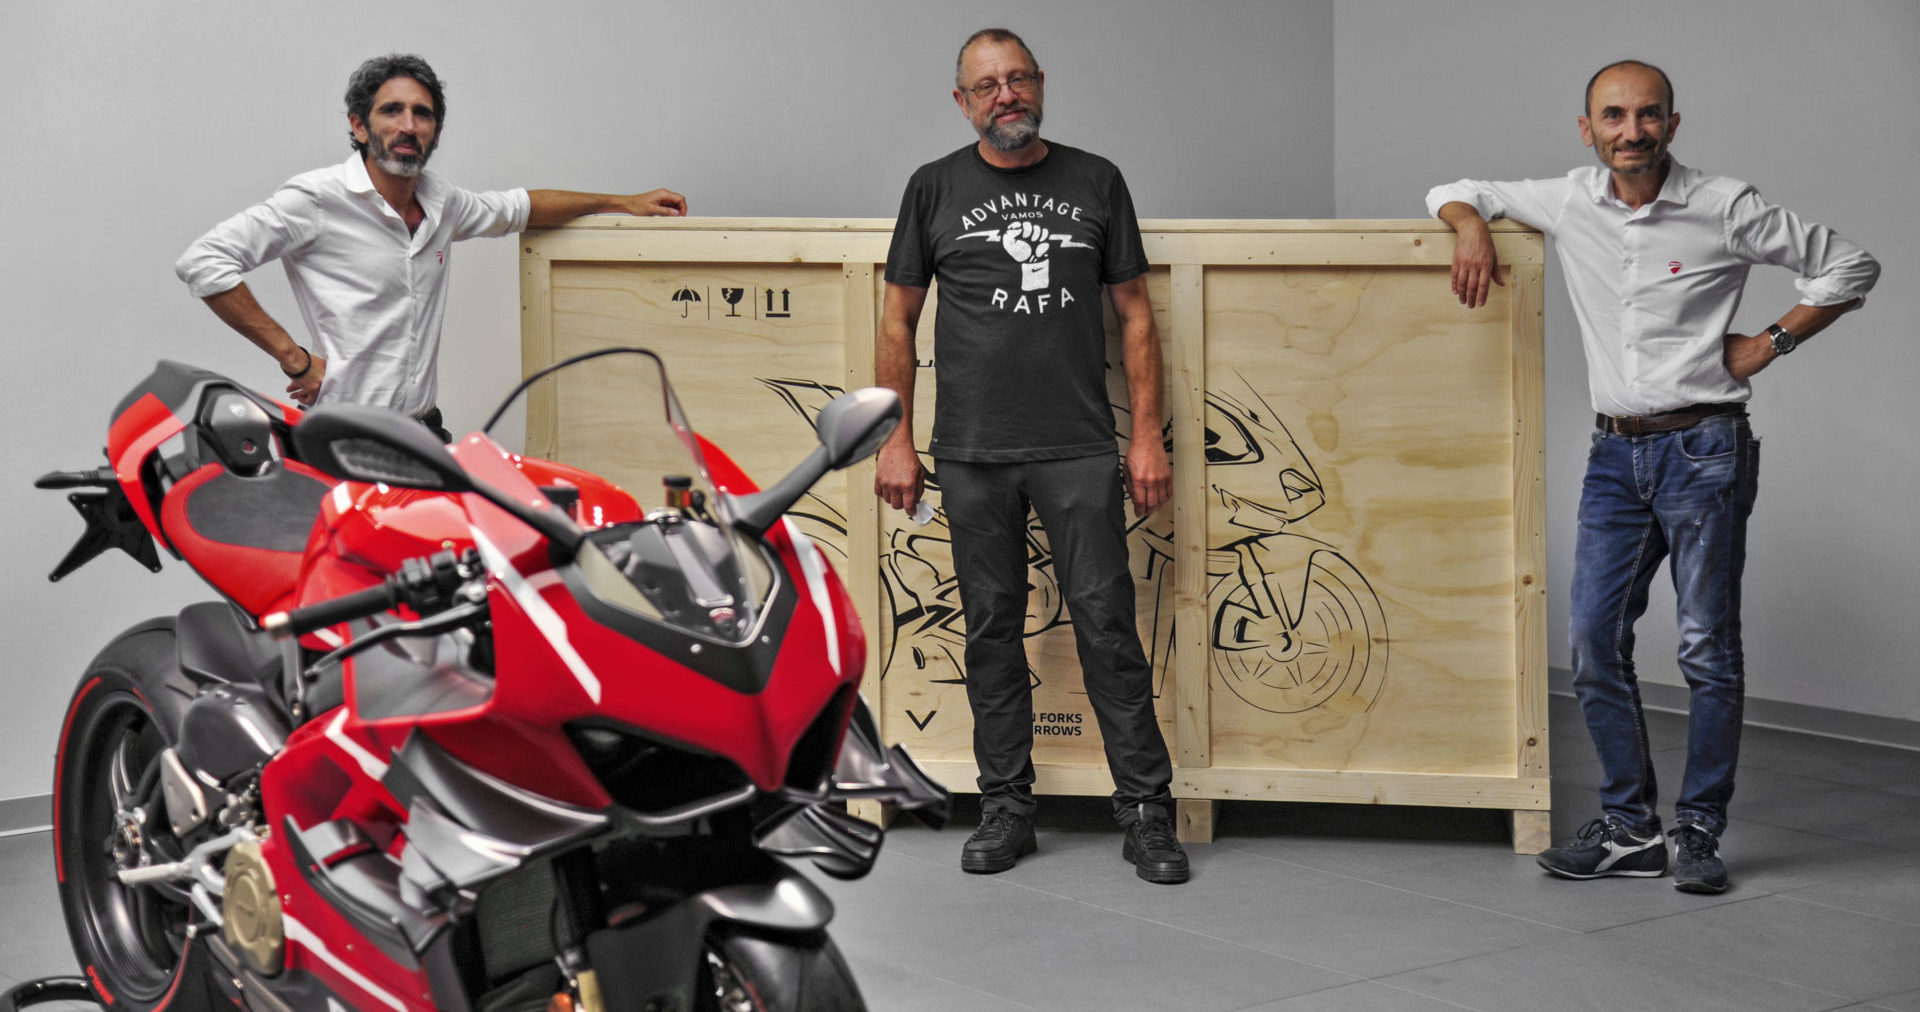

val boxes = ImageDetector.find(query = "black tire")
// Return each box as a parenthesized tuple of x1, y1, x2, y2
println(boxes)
(52, 625, 217, 1011)
(697, 928, 866, 1012)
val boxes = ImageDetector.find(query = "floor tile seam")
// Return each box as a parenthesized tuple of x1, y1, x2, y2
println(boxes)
(1209, 845, 1585, 936)
(847, 955, 1048, 1011)
(1207, 840, 1464, 885)
(1733, 812, 1916, 847)
(971, 885, 1369, 983)
(1575, 889, 1777, 934)
(1222, 977, 1492, 1012)
(988, 874, 1573, 984)
(1371, 928, 1855, 1008)
(1773, 892, 1920, 930)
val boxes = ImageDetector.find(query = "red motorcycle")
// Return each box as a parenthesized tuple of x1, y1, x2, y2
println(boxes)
(24, 348, 946, 1012)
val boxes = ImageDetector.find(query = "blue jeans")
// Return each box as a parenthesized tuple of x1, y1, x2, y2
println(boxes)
(1569, 413, 1760, 838)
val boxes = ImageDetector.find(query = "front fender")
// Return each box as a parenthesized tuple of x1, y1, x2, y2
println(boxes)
(583, 860, 833, 1010)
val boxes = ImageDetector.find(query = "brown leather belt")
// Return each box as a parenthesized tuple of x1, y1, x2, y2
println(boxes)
(1595, 402, 1745, 436)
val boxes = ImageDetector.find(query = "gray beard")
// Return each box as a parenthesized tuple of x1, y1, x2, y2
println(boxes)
(374, 153, 426, 177)
(984, 113, 1040, 152)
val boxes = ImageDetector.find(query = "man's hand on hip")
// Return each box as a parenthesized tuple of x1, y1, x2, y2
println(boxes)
(1125, 441, 1171, 518)
(285, 353, 326, 406)
(874, 440, 925, 513)
(1723, 332, 1777, 381)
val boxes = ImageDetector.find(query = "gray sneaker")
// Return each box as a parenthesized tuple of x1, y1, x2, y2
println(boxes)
(1536, 818, 1668, 879)
(1672, 825, 1729, 894)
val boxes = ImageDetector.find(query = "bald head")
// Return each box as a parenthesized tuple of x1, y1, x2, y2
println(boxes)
(956, 27, 1037, 87)
(1585, 60, 1675, 117)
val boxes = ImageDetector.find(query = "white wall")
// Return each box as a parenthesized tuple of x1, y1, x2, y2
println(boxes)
(1333, 1, 1920, 721)
(5, 1, 1912, 810)
(0, 2, 1333, 804)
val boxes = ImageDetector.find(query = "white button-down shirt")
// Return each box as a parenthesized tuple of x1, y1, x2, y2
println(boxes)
(177, 154, 530, 417)
(1427, 158, 1878, 417)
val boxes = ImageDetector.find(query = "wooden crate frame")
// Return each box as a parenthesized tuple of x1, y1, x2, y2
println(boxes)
(521, 218, 1550, 852)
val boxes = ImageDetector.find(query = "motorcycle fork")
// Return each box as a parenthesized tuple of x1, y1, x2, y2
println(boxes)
(551, 848, 609, 1012)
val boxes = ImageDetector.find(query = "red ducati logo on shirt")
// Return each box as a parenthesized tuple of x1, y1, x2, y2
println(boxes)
(1668, 261, 1682, 274)
(436, 249, 445, 264)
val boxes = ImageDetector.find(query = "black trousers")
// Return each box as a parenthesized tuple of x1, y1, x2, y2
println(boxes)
(938, 454, 1173, 826)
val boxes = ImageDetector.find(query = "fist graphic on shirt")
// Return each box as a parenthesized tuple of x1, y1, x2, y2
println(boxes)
(1001, 221, 1052, 292)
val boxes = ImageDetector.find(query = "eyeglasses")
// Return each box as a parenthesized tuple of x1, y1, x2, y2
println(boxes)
(966, 71, 1040, 101)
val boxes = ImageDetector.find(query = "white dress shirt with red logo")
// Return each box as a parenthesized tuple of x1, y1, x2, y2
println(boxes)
(1427, 158, 1879, 417)
(177, 154, 529, 417)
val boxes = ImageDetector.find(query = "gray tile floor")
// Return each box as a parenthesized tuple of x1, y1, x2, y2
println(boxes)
(3, 697, 1917, 1011)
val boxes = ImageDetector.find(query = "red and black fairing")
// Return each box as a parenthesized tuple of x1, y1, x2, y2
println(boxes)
(41, 357, 941, 1012)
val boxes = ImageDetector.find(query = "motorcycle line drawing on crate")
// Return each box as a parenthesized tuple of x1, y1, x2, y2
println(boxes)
(759, 368, 1390, 734)
(13, 348, 949, 1012)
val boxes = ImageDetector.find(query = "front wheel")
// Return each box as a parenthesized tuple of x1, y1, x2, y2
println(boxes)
(52, 629, 215, 1011)
(698, 928, 865, 1012)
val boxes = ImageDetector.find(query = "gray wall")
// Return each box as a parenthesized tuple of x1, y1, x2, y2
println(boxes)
(1335, 0, 1920, 725)
(1, 1, 1911, 812)
(0, 2, 1332, 807)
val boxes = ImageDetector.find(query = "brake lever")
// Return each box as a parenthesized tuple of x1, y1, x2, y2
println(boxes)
(301, 592, 490, 682)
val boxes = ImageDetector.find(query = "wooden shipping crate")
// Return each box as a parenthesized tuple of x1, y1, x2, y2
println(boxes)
(520, 218, 1550, 852)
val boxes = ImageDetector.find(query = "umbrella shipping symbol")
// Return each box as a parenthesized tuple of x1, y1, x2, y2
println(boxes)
(672, 286, 703, 318)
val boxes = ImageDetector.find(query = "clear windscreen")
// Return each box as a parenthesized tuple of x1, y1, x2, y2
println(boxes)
(535, 349, 774, 643)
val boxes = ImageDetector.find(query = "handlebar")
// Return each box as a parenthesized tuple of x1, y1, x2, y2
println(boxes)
(261, 548, 482, 639)
(263, 583, 397, 638)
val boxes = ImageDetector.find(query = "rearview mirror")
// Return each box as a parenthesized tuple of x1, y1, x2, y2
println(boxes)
(729, 388, 902, 539)
(293, 404, 472, 491)
(815, 388, 902, 471)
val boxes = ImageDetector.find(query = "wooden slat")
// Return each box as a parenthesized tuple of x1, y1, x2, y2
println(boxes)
(518, 245, 557, 457)
(525, 228, 897, 266)
(1169, 264, 1210, 769)
(547, 216, 1536, 235)
(1511, 265, 1549, 785)
(843, 264, 883, 723)
(1174, 767, 1549, 810)
(1510, 262, 1552, 852)
(1177, 799, 1215, 844)
(524, 219, 1545, 269)
(1510, 809, 1552, 854)
(917, 760, 1548, 812)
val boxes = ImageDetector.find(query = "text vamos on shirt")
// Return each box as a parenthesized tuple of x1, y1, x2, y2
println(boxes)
(887, 143, 1148, 463)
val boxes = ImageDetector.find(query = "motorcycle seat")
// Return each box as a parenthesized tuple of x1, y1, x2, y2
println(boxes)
(161, 458, 334, 616)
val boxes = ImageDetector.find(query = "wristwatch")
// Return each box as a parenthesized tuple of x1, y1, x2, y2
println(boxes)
(1766, 323, 1798, 355)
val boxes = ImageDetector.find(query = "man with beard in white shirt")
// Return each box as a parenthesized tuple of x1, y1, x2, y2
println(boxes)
(177, 53, 687, 439)
(1428, 60, 1878, 894)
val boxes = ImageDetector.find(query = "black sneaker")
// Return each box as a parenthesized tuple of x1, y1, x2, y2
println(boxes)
(961, 812, 1035, 874)
(1122, 809, 1190, 884)
(1672, 825, 1730, 894)
(1536, 818, 1668, 879)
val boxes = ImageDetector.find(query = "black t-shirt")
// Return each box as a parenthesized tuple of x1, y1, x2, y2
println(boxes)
(885, 142, 1149, 462)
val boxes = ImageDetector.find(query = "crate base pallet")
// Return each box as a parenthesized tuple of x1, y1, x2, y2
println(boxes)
(522, 217, 1549, 853)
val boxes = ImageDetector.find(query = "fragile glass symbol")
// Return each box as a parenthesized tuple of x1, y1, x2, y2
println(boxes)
(721, 288, 745, 316)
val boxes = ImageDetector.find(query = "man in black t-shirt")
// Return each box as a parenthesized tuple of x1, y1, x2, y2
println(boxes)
(876, 27, 1187, 885)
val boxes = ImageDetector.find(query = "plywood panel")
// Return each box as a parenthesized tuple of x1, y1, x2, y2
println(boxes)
(1201, 267, 1516, 777)
(548, 263, 848, 512)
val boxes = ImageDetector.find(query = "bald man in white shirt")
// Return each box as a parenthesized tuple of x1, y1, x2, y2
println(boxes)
(177, 53, 686, 439)
(1429, 60, 1877, 895)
